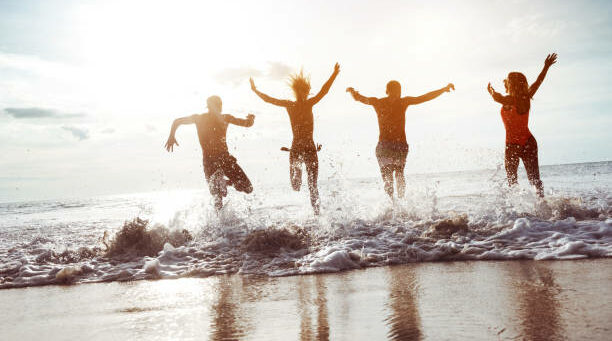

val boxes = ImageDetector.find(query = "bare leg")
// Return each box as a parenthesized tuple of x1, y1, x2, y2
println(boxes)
(522, 137, 544, 197)
(213, 195, 223, 211)
(504, 144, 520, 187)
(394, 157, 406, 199)
(290, 150, 302, 192)
(380, 165, 394, 198)
(221, 155, 253, 194)
(206, 168, 226, 211)
(394, 170, 405, 198)
(305, 150, 320, 215)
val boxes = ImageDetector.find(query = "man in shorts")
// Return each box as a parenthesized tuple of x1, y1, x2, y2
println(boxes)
(347, 81, 454, 199)
(165, 96, 254, 210)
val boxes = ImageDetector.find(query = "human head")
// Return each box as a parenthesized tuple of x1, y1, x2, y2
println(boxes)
(506, 72, 531, 114)
(506, 72, 529, 98)
(289, 70, 311, 101)
(386, 80, 401, 98)
(207, 95, 222, 114)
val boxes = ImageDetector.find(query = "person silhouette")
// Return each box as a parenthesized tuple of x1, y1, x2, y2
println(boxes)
(487, 53, 557, 197)
(250, 63, 340, 215)
(165, 96, 255, 210)
(347, 81, 454, 199)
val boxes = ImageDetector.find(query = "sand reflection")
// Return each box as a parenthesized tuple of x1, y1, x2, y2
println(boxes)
(315, 276, 330, 340)
(298, 276, 314, 340)
(385, 267, 422, 340)
(297, 276, 330, 340)
(210, 275, 250, 340)
(513, 262, 565, 341)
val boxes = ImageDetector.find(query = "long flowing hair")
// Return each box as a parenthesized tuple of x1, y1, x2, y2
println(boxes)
(507, 72, 530, 115)
(288, 69, 311, 100)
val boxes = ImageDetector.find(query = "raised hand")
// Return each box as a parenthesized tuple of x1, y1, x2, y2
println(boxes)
(487, 82, 495, 95)
(346, 87, 355, 93)
(249, 77, 256, 91)
(165, 135, 178, 152)
(445, 83, 455, 92)
(545, 53, 557, 68)
(334, 62, 340, 74)
(246, 113, 255, 125)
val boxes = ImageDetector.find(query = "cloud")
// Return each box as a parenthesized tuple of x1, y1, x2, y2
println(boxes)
(5, 107, 56, 118)
(214, 67, 262, 86)
(4, 107, 84, 119)
(267, 61, 292, 80)
(214, 61, 293, 86)
(62, 126, 89, 141)
(0, 52, 80, 80)
(505, 15, 567, 42)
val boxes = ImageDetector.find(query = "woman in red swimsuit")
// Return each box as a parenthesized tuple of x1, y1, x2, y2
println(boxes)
(487, 53, 557, 197)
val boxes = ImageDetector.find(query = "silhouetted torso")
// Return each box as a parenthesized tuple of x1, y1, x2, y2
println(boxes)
(286, 100, 315, 147)
(501, 103, 532, 146)
(193, 114, 230, 157)
(371, 97, 409, 144)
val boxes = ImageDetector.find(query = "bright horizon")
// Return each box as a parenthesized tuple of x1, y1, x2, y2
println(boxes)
(1, 0, 611, 202)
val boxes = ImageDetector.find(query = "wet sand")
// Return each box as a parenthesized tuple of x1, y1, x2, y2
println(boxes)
(2, 259, 611, 340)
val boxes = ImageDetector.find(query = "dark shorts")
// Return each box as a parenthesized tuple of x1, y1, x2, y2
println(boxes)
(203, 153, 252, 196)
(375, 141, 409, 168)
(290, 140, 318, 162)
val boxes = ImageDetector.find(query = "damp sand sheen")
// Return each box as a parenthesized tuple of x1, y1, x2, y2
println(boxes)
(1, 162, 611, 339)
(1, 260, 610, 340)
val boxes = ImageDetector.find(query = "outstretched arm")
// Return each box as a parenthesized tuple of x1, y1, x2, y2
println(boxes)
(529, 53, 557, 97)
(225, 114, 255, 127)
(165, 115, 196, 152)
(309, 63, 340, 105)
(250, 78, 291, 107)
(346, 87, 377, 105)
(487, 83, 513, 105)
(403, 83, 454, 105)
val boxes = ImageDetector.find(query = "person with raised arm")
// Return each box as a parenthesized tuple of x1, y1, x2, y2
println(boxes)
(487, 53, 557, 198)
(250, 63, 340, 215)
(165, 96, 255, 210)
(346, 81, 454, 199)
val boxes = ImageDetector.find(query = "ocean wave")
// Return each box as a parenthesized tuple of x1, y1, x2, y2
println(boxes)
(1, 198, 610, 289)
(1, 162, 611, 289)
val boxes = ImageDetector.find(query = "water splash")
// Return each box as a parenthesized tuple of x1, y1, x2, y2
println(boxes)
(1, 162, 611, 289)
(104, 218, 193, 258)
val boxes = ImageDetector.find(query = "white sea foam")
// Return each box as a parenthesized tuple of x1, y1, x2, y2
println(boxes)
(0, 162, 611, 288)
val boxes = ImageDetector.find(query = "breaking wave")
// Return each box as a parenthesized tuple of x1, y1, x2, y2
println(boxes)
(1, 162, 611, 289)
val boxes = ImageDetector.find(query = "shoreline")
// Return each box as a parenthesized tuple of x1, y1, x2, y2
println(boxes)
(2, 255, 612, 292)
(3, 258, 611, 340)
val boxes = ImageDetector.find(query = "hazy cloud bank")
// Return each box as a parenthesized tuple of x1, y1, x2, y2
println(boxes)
(62, 126, 89, 141)
(214, 61, 293, 86)
(4, 107, 84, 119)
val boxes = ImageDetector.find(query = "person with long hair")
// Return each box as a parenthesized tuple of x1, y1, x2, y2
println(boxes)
(165, 96, 255, 211)
(487, 53, 557, 197)
(250, 63, 340, 214)
(346, 81, 454, 199)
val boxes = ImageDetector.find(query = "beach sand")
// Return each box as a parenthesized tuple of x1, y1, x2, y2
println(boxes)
(2, 259, 611, 340)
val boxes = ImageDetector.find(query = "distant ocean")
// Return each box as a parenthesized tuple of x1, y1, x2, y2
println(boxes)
(1, 161, 610, 289)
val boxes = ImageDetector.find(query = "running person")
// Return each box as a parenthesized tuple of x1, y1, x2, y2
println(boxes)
(487, 53, 557, 197)
(347, 81, 454, 199)
(165, 96, 255, 210)
(250, 63, 340, 214)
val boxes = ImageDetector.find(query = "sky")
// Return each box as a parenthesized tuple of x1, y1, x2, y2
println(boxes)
(1, 0, 611, 202)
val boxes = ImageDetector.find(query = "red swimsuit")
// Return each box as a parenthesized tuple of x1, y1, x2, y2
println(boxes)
(500, 105, 532, 146)
(500, 104, 543, 196)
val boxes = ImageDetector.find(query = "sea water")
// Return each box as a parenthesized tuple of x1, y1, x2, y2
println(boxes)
(1, 162, 610, 288)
